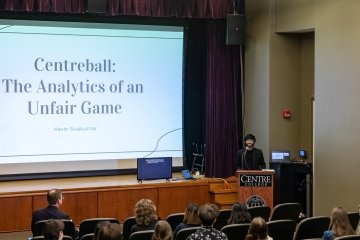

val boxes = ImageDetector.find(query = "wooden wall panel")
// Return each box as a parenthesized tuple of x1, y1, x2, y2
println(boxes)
(98, 188, 158, 222)
(158, 185, 210, 218)
(0, 196, 32, 232)
(60, 192, 98, 225)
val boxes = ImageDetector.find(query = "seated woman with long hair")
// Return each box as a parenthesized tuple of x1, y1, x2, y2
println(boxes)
(245, 217, 272, 240)
(227, 203, 252, 225)
(152, 220, 173, 240)
(173, 202, 201, 238)
(322, 207, 355, 240)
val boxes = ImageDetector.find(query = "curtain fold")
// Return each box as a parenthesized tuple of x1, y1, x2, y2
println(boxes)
(205, 20, 240, 178)
(0, 0, 238, 18)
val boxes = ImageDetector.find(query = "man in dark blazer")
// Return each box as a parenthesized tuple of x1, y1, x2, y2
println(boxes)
(31, 188, 78, 238)
(236, 134, 266, 171)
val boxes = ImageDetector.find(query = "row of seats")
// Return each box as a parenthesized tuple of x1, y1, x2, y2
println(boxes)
(30, 202, 360, 240)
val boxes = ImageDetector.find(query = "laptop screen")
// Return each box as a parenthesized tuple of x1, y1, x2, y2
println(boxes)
(271, 150, 290, 162)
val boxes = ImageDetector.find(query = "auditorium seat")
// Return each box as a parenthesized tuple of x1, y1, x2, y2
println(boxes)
(174, 227, 201, 240)
(347, 212, 360, 231)
(266, 219, 296, 240)
(78, 217, 119, 238)
(293, 216, 331, 240)
(213, 209, 231, 230)
(248, 206, 271, 221)
(334, 236, 360, 240)
(166, 213, 184, 231)
(268, 202, 302, 222)
(123, 217, 137, 240)
(29, 236, 73, 240)
(128, 230, 154, 240)
(220, 223, 250, 240)
(79, 233, 94, 240)
(33, 219, 77, 238)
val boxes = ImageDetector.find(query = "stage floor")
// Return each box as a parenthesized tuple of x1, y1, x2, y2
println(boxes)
(0, 172, 184, 196)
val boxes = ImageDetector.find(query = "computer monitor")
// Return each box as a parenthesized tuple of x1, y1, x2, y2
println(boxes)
(271, 150, 290, 162)
(137, 157, 172, 181)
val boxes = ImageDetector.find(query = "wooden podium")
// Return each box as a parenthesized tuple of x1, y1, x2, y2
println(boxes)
(236, 170, 275, 208)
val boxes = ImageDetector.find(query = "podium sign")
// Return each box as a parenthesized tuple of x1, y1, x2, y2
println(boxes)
(237, 170, 274, 208)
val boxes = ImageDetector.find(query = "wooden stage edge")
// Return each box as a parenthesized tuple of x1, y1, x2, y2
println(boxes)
(0, 173, 238, 232)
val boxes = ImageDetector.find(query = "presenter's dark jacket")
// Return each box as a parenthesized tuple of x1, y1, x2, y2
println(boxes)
(31, 205, 77, 238)
(236, 147, 266, 170)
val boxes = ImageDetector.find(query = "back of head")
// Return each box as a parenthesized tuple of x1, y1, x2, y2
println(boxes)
(94, 221, 111, 240)
(96, 223, 122, 240)
(152, 220, 172, 240)
(183, 203, 201, 225)
(135, 199, 158, 225)
(331, 207, 355, 237)
(198, 203, 219, 227)
(228, 203, 252, 224)
(47, 189, 62, 205)
(43, 219, 64, 240)
(246, 217, 268, 240)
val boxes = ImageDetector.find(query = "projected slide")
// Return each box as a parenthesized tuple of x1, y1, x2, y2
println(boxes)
(0, 20, 184, 164)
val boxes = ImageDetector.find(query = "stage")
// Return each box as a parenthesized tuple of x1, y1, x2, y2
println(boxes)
(0, 174, 237, 232)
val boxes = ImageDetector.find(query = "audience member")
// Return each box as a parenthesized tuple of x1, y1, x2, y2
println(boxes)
(227, 203, 252, 225)
(96, 222, 122, 240)
(245, 217, 272, 240)
(173, 203, 201, 237)
(152, 220, 173, 240)
(43, 219, 64, 240)
(31, 188, 78, 239)
(130, 199, 159, 234)
(93, 221, 111, 240)
(186, 203, 228, 240)
(322, 207, 355, 240)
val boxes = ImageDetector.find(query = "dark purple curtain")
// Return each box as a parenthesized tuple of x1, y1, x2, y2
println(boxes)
(205, 20, 241, 178)
(0, 0, 236, 18)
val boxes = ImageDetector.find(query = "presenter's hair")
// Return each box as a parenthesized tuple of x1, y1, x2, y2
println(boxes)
(198, 203, 219, 226)
(47, 189, 62, 205)
(135, 199, 158, 225)
(244, 134, 256, 142)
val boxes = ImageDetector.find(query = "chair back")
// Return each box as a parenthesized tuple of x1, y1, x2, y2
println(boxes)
(80, 233, 94, 240)
(174, 227, 201, 240)
(347, 212, 360, 231)
(29, 236, 73, 240)
(334, 236, 360, 240)
(213, 209, 232, 230)
(63, 236, 74, 240)
(248, 206, 271, 221)
(79, 217, 119, 238)
(220, 223, 250, 240)
(165, 213, 185, 231)
(293, 216, 331, 240)
(123, 217, 137, 240)
(33, 220, 49, 237)
(267, 220, 296, 240)
(269, 203, 302, 222)
(33, 219, 76, 239)
(128, 230, 154, 240)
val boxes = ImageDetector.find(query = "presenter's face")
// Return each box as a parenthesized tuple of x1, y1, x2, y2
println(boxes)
(245, 139, 255, 148)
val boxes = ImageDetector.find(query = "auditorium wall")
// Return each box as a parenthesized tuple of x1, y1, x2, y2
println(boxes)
(245, 0, 360, 215)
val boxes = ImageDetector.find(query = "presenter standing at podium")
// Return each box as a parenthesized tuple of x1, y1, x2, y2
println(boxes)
(236, 134, 266, 170)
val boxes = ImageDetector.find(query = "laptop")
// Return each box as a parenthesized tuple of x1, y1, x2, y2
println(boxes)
(271, 150, 290, 162)
(181, 169, 195, 180)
